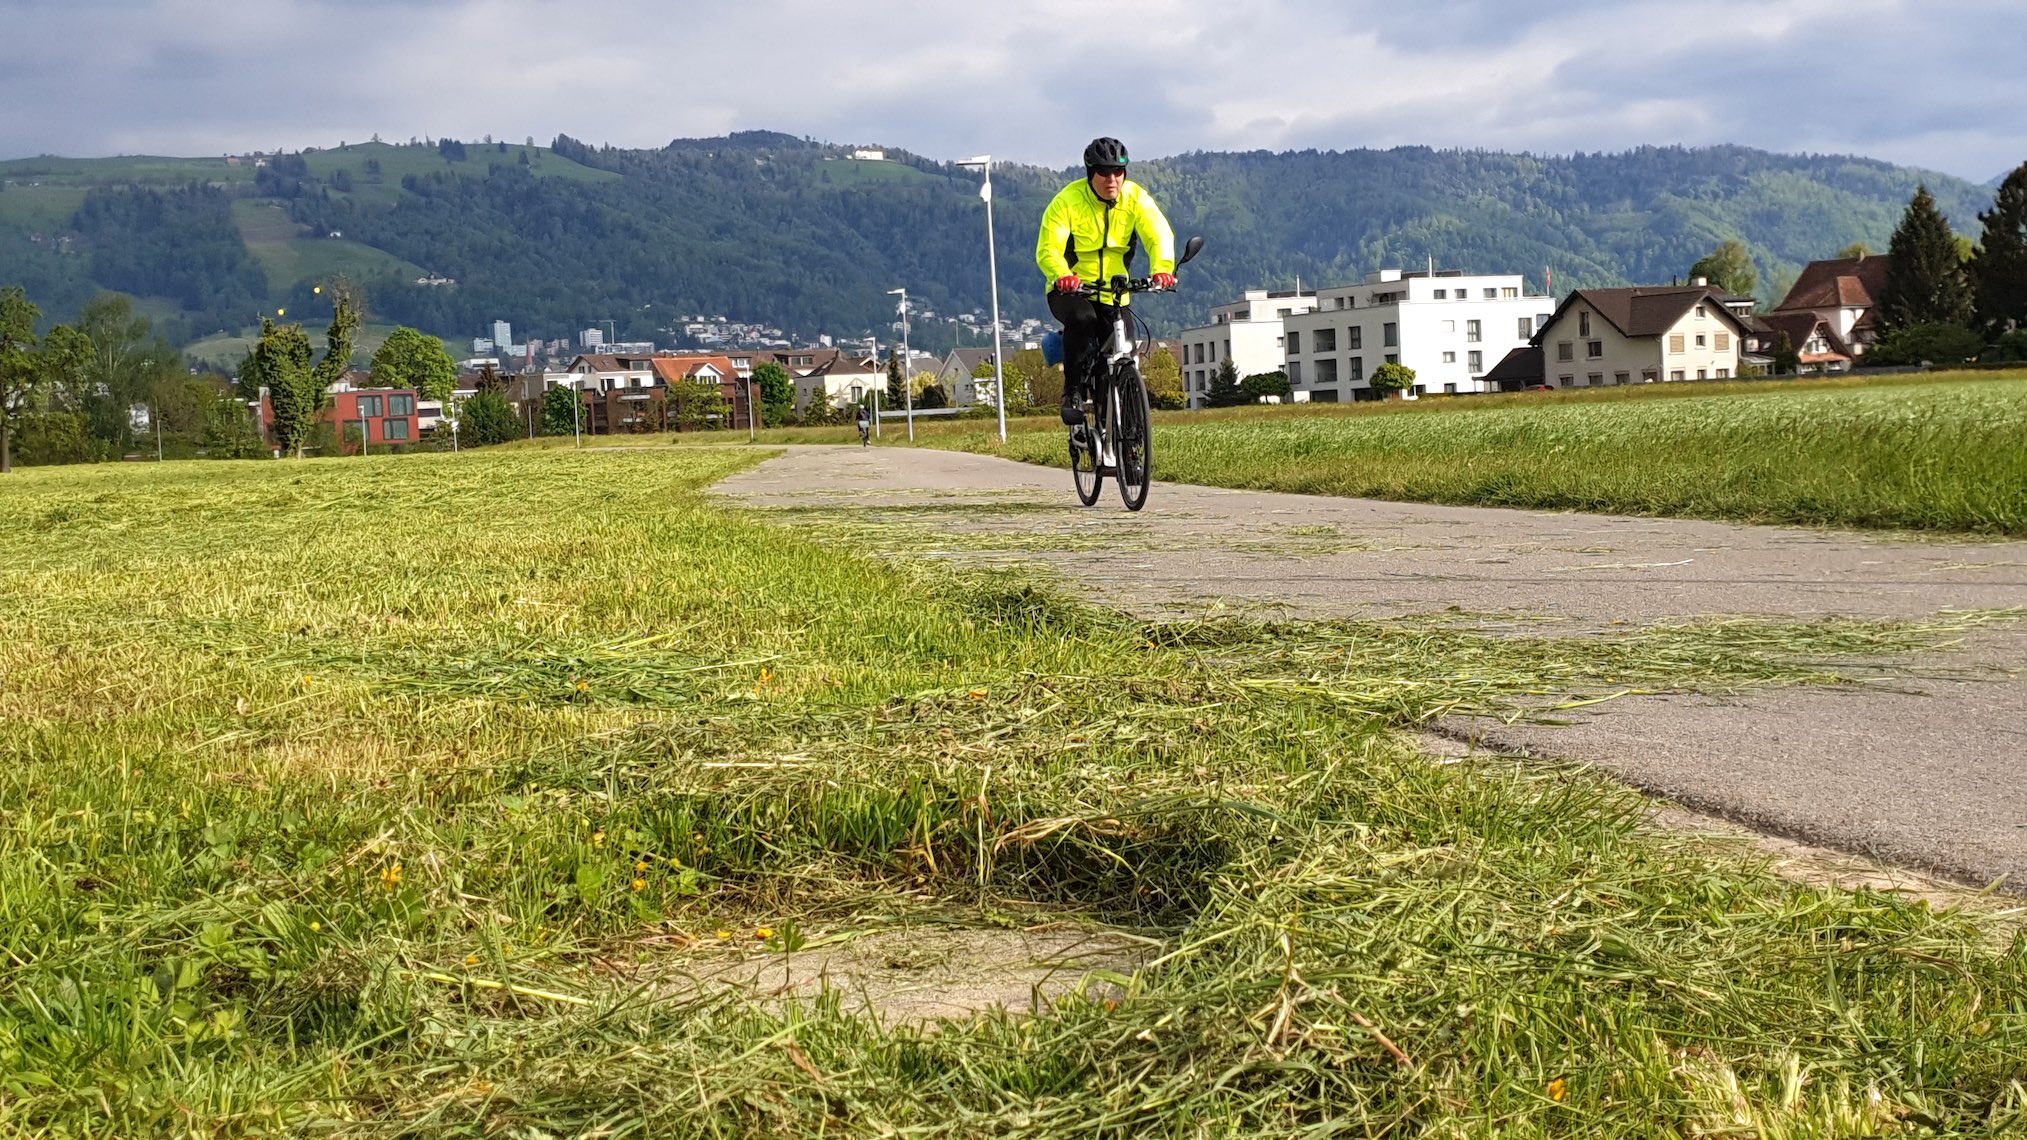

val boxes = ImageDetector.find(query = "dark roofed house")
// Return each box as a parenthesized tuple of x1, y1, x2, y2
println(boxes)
(1769, 254, 1891, 365)
(1483, 346, 1545, 392)
(1531, 284, 1747, 388)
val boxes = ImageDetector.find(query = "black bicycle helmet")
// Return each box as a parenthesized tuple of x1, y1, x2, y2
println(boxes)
(1083, 137, 1129, 172)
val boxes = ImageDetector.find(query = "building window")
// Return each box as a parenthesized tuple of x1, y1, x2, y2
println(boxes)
(1442, 351, 1456, 363)
(1314, 328, 1336, 353)
(1556, 342, 1574, 362)
(1483, 288, 1497, 299)
(1586, 340, 1603, 359)
(389, 394, 415, 415)
(384, 417, 410, 440)
(357, 395, 384, 417)
(1715, 332, 1731, 351)
(1287, 331, 1301, 355)
(1443, 320, 1456, 332)
(1716, 367, 1731, 378)
(1443, 383, 1458, 393)
(1466, 320, 1481, 343)
(1518, 317, 1532, 338)
(1642, 369, 1659, 383)
(1695, 334, 1707, 348)
(1310, 388, 1339, 403)
(1696, 304, 1707, 318)
(1587, 373, 1603, 386)
(1344, 356, 1362, 382)
(1277, 308, 1293, 318)
(1385, 353, 1399, 365)
(1468, 351, 1483, 372)
(1502, 287, 1518, 298)
(1348, 327, 1363, 349)
(1669, 334, 1686, 354)
(1382, 322, 1398, 347)
(1579, 311, 1591, 337)
(1314, 359, 1338, 385)
(1224, 340, 1230, 359)
(1670, 370, 1686, 381)
(1434, 289, 1448, 299)
(1559, 375, 1574, 386)
(1696, 369, 1708, 380)
(1614, 372, 1630, 385)
(1287, 361, 1303, 385)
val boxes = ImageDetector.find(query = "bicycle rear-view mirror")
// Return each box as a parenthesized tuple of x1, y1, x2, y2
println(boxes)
(1178, 236, 1204, 266)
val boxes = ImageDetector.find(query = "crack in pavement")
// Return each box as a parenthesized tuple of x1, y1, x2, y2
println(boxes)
(712, 445, 2027, 894)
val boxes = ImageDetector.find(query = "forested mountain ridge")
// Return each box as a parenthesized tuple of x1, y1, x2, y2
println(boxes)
(0, 134, 2001, 353)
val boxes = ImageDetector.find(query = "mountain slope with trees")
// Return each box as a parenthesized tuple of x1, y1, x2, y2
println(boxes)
(0, 134, 2004, 352)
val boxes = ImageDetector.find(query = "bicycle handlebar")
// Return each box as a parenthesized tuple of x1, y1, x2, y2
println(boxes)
(1057, 274, 1177, 298)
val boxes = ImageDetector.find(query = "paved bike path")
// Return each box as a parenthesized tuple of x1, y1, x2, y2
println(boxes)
(710, 446, 2027, 893)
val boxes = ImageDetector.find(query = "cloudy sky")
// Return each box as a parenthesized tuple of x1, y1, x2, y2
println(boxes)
(7, 0, 2023, 181)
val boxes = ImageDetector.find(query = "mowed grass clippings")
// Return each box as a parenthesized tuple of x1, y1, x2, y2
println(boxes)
(0, 451, 2023, 1137)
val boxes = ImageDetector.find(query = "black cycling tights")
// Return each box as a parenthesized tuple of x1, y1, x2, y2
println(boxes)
(1048, 292, 1124, 399)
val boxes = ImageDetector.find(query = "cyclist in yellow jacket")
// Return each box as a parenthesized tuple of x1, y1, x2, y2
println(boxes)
(1036, 137, 1176, 425)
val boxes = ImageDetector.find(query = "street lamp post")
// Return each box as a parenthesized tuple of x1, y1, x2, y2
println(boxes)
(887, 287, 914, 441)
(957, 155, 1008, 443)
(570, 377, 583, 449)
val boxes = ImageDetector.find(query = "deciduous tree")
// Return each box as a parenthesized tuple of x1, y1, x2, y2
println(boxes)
(460, 390, 520, 445)
(1240, 370, 1292, 402)
(540, 385, 580, 435)
(1142, 347, 1184, 409)
(1877, 186, 1975, 334)
(370, 326, 457, 402)
(1971, 161, 2027, 335)
(1369, 361, 1417, 398)
(752, 362, 795, 426)
(0, 285, 44, 474)
(1689, 239, 1758, 298)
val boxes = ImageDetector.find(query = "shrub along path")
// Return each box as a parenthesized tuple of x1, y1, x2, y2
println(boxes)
(712, 445, 2027, 892)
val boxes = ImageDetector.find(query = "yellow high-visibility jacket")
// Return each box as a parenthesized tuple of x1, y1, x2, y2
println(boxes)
(1035, 178, 1176, 306)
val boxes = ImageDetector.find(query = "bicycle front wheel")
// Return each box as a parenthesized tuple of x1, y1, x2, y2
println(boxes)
(1070, 421, 1102, 505)
(1114, 367, 1152, 511)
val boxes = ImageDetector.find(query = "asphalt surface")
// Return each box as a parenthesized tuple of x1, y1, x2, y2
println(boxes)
(711, 445, 2027, 892)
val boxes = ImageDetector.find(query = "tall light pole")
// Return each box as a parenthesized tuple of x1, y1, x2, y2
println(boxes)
(887, 287, 914, 440)
(570, 376, 582, 449)
(957, 155, 1007, 443)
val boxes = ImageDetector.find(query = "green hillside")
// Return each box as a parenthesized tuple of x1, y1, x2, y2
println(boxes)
(0, 133, 2009, 356)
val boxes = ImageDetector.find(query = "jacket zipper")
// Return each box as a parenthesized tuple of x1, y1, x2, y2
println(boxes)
(1098, 194, 1114, 304)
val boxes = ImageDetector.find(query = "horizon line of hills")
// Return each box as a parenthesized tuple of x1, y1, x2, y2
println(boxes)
(0, 131, 2012, 356)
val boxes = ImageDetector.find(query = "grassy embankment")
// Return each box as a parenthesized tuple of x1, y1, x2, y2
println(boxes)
(2, 449, 2023, 1135)
(618, 372, 2027, 534)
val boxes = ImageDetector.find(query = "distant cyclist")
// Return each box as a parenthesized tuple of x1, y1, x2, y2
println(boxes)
(855, 401, 871, 446)
(1036, 137, 1177, 426)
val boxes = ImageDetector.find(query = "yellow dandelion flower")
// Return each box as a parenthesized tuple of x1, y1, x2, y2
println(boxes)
(635, 861, 648, 872)
(1547, 1078, 1567, 1102)
(591, 831, 606, 847)
(309, 921, 321, 932)
(302, 674, 314, 686)
(631, 878, 646, 891)
(381, 863, 403, 887)
(714, 930, 732, 940)
(754, 927, 773, 940)
(575, 681, 590, 692)
(968, 688, 987, 700)
(759, 668, 773, 685)
(465, 954, 478, 965)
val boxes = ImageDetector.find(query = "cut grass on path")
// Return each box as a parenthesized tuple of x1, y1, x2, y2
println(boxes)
(4, 451, 2023, 1135)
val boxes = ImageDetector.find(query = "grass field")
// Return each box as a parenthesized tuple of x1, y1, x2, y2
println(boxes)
(628, 373, 2027, 535)
(231, 199, 428, 296)
(2, 450, 2023, 1136)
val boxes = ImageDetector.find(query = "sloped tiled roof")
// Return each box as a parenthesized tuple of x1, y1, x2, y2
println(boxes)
(1484, 346, 1544, 386)
(1754, 312, 1852, 360)
(650, 355, 741, 384)
(1536, 284, 1746, 343)
(1775, 255, 1891, 313)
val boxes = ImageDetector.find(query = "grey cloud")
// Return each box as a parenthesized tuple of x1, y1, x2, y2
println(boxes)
(2, 0, 2023, 180)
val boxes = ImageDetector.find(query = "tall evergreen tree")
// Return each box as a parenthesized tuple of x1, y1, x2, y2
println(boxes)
(885, 354, 905, 407)
(1971, 161, 2027, 335)
(1876, 185, 1975, 334)
(1205, 359, 1246, 407)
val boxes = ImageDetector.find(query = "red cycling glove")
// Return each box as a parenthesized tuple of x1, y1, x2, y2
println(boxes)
(1151, 272, 1177, 290)
(1054, 275, 1083, 293)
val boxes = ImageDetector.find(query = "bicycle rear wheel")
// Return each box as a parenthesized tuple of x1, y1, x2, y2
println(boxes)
(1070, 419, 1102, 505)
(1114, 367, 1152, 511)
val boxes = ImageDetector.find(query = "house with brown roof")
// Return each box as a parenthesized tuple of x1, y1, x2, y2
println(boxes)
(1767, 254, 1891, 366)
(1531, 284, 1748, 388)
(1753, 312, 1852, 373)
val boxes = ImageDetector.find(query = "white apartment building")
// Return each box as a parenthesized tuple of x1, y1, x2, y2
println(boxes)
(1534, 284, 1746, 387)
(1281, 270, 1549, 401)
(1177, 289, 1319, 407)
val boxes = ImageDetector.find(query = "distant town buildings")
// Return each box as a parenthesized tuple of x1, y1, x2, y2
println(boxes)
(1281, 270, 1546, 401)
(1178, 289, 1321, 405)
